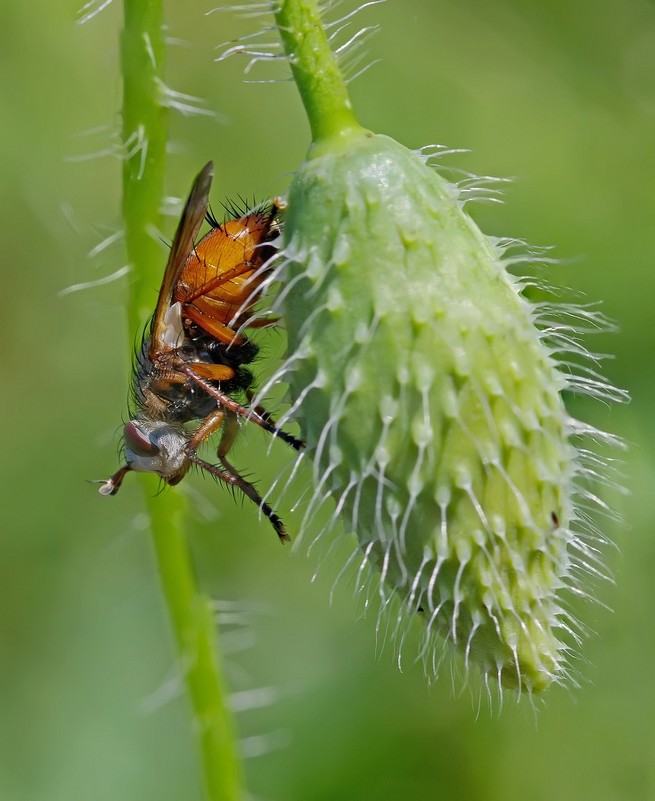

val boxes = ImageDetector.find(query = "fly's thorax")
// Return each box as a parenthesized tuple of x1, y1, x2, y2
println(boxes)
(140, 371, 214, 423)
(205, 336, 259, 370)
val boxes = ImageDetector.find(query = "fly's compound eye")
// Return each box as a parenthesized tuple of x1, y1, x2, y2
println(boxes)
(124, 421, 161, 457)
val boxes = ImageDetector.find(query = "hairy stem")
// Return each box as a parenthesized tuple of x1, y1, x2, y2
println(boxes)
(122, 0, 166, 325)
(272, 0, 365, 149)
(121, 1, 244, 798)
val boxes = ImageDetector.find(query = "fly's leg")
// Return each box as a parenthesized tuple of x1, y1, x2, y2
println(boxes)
(187, 407, 226, 451)
(216, 409, 239, 463)
(183, 302, 248, 346)
(185, 404, 290, 543)
(184, 361, 235, 382)
(245, 389, 305, 450)
(180, 364, 304, 451)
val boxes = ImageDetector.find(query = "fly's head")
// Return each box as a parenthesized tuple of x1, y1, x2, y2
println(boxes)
(97, 417, 191, 495)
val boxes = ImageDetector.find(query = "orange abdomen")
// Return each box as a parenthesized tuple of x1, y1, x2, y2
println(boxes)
(174, 211, 278, 346)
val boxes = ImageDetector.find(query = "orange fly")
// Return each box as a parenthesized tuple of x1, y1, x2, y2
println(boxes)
(98, 162, 302, 541)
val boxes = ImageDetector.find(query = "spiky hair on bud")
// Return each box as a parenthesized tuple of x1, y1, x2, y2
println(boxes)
(247, 130, 626, 697)
(230, 0, 627, 699)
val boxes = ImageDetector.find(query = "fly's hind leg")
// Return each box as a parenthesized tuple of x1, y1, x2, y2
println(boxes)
(216, 408, 239, 464)
(185, 405, 290, 543)
(181, 364, 304, 452)
(187, 407, 226, 451)
(245, 389, 304, 451)
(216, 412, 290, 543)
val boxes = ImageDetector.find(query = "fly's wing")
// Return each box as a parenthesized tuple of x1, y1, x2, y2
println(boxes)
(149, 161, 214, 358)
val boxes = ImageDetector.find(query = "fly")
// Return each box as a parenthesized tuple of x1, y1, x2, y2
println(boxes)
(97, 162, 302, 542)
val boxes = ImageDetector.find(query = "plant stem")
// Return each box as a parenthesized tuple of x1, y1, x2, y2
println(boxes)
(272, 0, 365, 149)
(146, 492, 244, 801)
(121, 2, 244, 799)
(122, 0, 166, 326)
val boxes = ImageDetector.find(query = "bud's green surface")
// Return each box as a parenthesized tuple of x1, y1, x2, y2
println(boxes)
(281, 131, 577, 692)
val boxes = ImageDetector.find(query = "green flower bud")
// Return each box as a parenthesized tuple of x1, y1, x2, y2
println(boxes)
(265, 0, 623, 696)
(275, 130, 609, 694)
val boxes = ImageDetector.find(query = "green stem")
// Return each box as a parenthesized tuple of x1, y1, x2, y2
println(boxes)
(272, 0, 365, 148)
(121, 2, 244, 799)
(122, 0, 166, 326)
(146, 491, 244, 801)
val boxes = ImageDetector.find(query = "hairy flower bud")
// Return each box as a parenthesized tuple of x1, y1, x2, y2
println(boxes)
(272, 130, 620, 694)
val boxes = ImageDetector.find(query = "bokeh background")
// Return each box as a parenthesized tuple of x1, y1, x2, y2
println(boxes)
(2, 1, 654, 799)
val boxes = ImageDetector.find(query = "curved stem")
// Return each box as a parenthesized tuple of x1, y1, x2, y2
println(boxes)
(121, 2, 244, 799)
(273, 0, 365, 148)
(146, 491, 244, 801)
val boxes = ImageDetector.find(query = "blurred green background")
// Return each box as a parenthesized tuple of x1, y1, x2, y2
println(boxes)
(2, 0, 654, 799)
